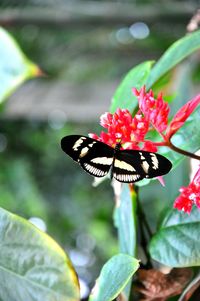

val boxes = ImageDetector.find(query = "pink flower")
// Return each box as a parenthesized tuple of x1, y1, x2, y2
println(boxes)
(133, 87, 200, 144)
(141, 140, 158, 152)
(174, 167, 200, 214)
(133, 86, 169, 134)
(165, 94, 200, 140)
(90, 108, 155, 151)
(91, 87, 200, 156)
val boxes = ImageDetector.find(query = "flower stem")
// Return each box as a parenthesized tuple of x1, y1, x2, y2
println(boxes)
(168, 139, 200, 161)
(134, 186, 152, 268)
(137, 194, 153, 238)
(129, 184, 137, 257)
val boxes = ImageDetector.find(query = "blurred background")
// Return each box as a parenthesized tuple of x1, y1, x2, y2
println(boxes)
(0, 0, 200, 299)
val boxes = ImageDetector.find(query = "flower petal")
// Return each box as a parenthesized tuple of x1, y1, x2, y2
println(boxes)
(174, 166, 200, 213)
(166, 94, 200, 139)
(133, 86, 169, 134)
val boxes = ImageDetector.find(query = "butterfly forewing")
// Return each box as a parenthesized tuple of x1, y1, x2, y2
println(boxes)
(61, 135, 114, 177)
(112, 149, 172, 183)
(61, 135, 172, 182)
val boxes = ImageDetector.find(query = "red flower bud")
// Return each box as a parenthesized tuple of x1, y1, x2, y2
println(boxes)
(166, 94, 200, 140)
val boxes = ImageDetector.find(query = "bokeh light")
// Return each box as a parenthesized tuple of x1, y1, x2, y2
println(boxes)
(129, 22, 150, 39)
(48, 109, 67, 130)
(115, 27, 133, 44)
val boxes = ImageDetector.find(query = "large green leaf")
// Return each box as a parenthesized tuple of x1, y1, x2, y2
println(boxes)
(110, 61, 153, 113)
(146, 30, 200, 88)
(149, 207, 200, 267)
(114, 184, 137, 256)
(147, 61, 199, 171)
(161, 206, 200, 228)
(113, 184, 137, 298)
(0, 208, 80, 301)
(0, 27, 39, 103)
(89, 254, 139, 301)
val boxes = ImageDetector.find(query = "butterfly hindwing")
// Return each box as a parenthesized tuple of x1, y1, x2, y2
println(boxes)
(112, 151, 145, 183)
(112, 149, 172, 183)
(61, 135, 172, 182)
(61, 135, 114, 177)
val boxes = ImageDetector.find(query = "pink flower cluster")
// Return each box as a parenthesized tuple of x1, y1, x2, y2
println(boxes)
(90, 108, 154, 151)
(174, 168, 200, 214)
(90, 85, 200, 214)
(90, 86, 171, 152)
(133, 87, 169, 134)
(91, 86, 200, 150)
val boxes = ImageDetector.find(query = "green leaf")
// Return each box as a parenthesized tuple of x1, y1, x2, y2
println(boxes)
(89, 254, 139, 301)
(149, 207, 200, 267)
(110, 61, 154, 113)
(146, 30, 200, 88)
(172, 107, 200, 153)
(113, 184, 137, 299)
(114, 185, 137, 257)
(149, 62, 199, 170)
(0, 27, 39, 103)
(0, 207, 80, 301)
(161, 206, 200, 228)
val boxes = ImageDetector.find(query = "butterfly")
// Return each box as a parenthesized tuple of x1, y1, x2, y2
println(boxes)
(61, 135, 172, 183)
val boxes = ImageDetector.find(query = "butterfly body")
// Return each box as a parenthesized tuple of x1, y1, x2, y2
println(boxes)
(61, 135, 172, 183)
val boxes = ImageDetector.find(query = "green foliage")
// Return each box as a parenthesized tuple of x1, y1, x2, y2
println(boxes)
(0, 207, 80, 301)
(1, 13, 200, 301)
(114, 185, 137, 256)
(113, 185, 137, 298)
(149, 207, 200, 267)
(146, 29, 200, 88)
(0, 158, 47, 218)
(106, 28, 200, 300)
(156, 107, 200, 170)
(0, 27, 39, 103)
(0, 121, 117, 255)
(110, 61, 153, 113)
(89, 254, 139, 301)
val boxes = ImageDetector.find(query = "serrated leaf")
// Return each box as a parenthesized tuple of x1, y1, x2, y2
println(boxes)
(146, 30, 200, 88)
(149, 207, 200, 267)
(110, 61, 153, 113)
(0, 208, 80, 301)
(0, 27, 39, 103)
(89, 254, 139, 301)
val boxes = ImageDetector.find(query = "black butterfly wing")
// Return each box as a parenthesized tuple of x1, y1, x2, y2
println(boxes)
(112, 149, 172, 183)
(61, 135, 114, 177)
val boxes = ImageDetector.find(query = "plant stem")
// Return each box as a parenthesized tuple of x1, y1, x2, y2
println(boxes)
(134, 186, 153, 268)
(136, 192, 152, 238)
(129, 184, 137, 258)
(168, 139, 200, 160)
